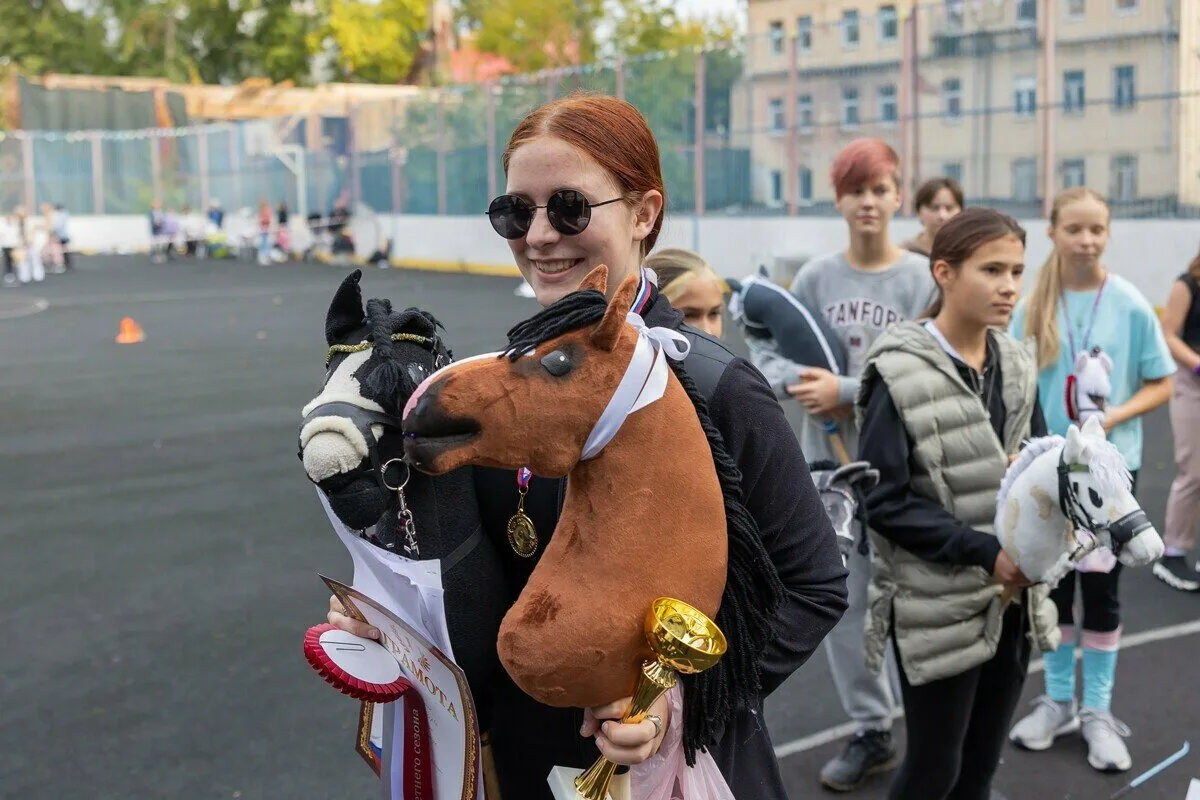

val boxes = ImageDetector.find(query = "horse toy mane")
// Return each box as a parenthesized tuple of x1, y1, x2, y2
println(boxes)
(402, 265, 785, 764)
(993, 416, 1158, 588)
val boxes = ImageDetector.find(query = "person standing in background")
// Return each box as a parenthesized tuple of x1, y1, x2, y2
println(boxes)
(1008, 187, 1173, 773)
(781, 138, 937, 793)
(900, 177, 964, 257)
(1154, 245, 1200, 592)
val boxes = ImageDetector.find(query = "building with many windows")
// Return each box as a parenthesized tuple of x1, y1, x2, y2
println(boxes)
(737, 0, 1199, 215)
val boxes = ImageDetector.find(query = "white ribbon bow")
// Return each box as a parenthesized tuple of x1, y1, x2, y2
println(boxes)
(580, 312, 691, 460)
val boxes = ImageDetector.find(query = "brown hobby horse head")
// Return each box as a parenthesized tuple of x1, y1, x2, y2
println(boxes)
(399, 265, 727, 710)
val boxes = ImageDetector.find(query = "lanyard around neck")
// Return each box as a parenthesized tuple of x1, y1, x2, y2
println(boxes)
(1059, 273, 1108, 359)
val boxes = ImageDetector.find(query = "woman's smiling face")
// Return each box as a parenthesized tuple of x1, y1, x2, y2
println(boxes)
(504, 136, 660, 306)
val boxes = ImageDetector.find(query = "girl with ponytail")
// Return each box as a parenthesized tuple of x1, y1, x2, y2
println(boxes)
(1007, 187, 1174, 773)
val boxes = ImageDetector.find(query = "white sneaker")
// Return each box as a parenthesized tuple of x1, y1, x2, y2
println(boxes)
(1080, 708, 1132, 772)
(1009, 695, 1080, 750)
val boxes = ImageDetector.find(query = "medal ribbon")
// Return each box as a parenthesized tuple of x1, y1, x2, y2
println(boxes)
(1060, 274, 1108, 360)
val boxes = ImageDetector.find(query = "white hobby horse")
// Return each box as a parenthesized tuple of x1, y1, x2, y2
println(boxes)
(995, 415, 1164, 588)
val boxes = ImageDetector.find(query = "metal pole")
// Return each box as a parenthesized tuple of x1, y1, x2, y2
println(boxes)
(436, 91, 447, 215)
(198, 129, 210, 211)
(1041, 0, 1057, 216)
(20, 135, 34, 211)
(90, 132, 104, 215)
(230, 125, 242, 210)
(911, 4, 921, 208)
(694, 49, 706, 218)
(150, 135, 162, 205)
(349, 104, 362, 206)
(899, 3, 915, 216)
(615, 56, 625, 100)
(486, 83, 498, 200)
(786, 36, 798, 216)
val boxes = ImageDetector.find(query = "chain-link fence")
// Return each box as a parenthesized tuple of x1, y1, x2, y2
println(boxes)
(2, 0, 1195, 219)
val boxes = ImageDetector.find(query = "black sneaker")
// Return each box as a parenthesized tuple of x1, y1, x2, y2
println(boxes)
(1152, 555, 1200, 592)
(819, 729, 900, 792)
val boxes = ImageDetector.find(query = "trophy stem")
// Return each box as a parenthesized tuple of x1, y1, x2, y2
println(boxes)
(574, 658, 678, 800)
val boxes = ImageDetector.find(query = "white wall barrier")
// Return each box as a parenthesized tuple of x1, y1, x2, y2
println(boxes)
(71, 213, 1200, 306)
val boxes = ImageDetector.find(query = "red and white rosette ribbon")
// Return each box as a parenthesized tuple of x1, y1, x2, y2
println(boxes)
(304, 623, 435, 799)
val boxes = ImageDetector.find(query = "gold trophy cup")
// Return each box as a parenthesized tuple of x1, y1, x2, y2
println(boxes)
(572, 597, 728, 800)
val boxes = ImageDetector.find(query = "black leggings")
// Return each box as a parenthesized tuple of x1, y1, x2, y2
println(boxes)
(888, 603, 1032, 800)
(1050, 469, 1138, 633)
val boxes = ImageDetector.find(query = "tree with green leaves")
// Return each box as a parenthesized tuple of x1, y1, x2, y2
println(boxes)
(312, 0, 428, 85)
(474, 0, 605, 73)
(0, 0, 115, 76)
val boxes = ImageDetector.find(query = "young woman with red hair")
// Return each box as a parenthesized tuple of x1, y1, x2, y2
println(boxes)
(327, 92, 849, 800)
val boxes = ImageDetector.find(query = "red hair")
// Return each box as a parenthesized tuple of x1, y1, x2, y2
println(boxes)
(503, 92, 666, 252)
(830, 138, 900, 198)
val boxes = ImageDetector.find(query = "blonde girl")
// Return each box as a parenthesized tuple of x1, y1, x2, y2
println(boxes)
(643, 248, 727, 337)
(1008, 187, 1174, 772)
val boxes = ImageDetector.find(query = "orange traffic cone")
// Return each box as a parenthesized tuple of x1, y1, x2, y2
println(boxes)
(116, 317, 145, 344)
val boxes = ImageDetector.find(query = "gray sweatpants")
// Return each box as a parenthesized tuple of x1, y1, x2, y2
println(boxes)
(824, 526, 902, 733)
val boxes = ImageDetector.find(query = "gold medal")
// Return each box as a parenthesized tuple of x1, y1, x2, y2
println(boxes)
(507, 468, 538, 558)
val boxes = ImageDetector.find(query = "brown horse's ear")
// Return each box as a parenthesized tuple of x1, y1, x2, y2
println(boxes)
(591, 273, 640, 352)
(578, 264, 609, 295)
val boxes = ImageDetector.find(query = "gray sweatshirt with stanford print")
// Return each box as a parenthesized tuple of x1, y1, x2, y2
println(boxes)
(742, 250, 936, 465)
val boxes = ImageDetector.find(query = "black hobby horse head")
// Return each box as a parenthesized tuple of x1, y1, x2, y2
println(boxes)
(299, 269, 451, 529)
(298, 270, 508, 722)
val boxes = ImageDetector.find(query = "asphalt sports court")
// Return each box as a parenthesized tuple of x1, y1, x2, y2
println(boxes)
(1, 256, 1196, 799)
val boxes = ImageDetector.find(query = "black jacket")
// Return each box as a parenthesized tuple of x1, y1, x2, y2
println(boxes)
(858, 330, 1048, 570)
(473, 286, 849, 800)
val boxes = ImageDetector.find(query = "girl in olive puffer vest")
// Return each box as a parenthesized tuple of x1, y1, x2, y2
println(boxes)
(856, 208, 1059, 800)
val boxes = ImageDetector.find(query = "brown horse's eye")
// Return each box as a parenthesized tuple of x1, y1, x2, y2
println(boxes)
(541, 350, 572, 377)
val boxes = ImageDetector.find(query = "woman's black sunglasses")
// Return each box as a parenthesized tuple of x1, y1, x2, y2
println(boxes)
(487, 190, 623, 240)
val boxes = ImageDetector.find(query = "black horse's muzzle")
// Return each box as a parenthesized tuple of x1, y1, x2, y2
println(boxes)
(299, 400, 407, 530)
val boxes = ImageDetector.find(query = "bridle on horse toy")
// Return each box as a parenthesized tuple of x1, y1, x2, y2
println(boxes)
(1056, 452, 1151, 560)
(300, 331, 452, 559)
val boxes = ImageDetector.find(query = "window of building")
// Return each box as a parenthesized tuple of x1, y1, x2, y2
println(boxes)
(1062, 159, 1086, 188)
(1115, 0, 1138, 13)
(798, 94, 814, 132)
(878, 5, 899, 42)
(1064, 70, 1086, 114)
(1110, 155, 1137, 201)
(798, 16, 813, 52)
(942, 162, 964, 184)
(1017, 0, 1037, 24)
(1014, 76, 1037, 118)
(878, 85, 898, 125)
(842, 87, 861, 127)
(769, 98, 785, 132)
(1066, 0, 1085, 18)
(799, 166, 814, 203)
(769, 20, 785, 55)
(842, 10, 860, 47)
(943, 78, 962, 120)
(1013, 158, 1038, 202)
(771, 170, 783, 204)
(1113, 65, 1136, 110)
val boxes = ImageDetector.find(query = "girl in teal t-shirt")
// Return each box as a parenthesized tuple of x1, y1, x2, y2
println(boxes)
(1007, 187, 1173, 774)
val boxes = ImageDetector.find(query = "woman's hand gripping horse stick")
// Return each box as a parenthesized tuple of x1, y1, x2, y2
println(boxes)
(993, 550, 1032, 605)
(327, 594, 381, 641)
(580, 692, 671, 766)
